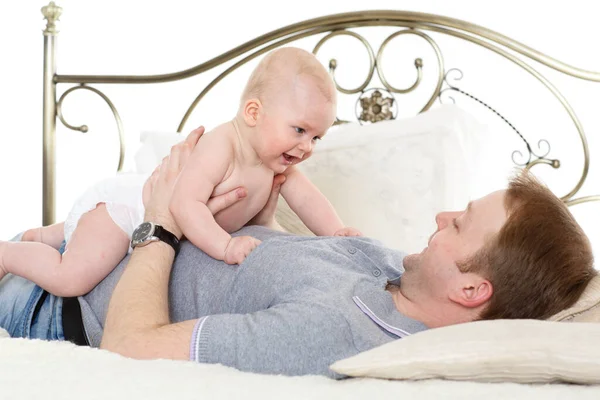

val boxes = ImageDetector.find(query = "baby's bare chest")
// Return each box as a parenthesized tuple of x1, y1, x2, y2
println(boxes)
(211, 164, 274, 232)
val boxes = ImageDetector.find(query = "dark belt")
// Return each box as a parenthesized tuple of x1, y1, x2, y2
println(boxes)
(62, 296, 89, 346)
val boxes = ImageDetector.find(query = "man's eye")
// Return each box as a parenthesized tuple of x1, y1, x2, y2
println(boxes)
(294, 127, 305, 134)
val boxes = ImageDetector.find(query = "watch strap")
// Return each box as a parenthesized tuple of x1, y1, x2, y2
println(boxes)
(153, 225, 180, 254)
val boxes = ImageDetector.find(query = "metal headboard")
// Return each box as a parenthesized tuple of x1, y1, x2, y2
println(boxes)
(40, 2, 599, 225)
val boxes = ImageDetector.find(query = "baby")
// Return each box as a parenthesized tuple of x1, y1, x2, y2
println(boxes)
(0, 48, 360, 297)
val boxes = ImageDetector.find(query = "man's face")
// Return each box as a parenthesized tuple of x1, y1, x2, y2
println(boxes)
(256, 75, 336, 173)
(400, 190, 508, 303)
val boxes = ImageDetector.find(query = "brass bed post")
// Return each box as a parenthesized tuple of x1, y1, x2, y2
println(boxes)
(41, 2, 61, 226)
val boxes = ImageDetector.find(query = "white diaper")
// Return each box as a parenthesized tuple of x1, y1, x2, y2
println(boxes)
(64, 173, 148, 249)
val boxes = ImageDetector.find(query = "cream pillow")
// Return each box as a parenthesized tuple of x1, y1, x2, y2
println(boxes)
(330, 319, 600, 384)
(549, 275, 600, 323)
(295, 105, 487, 252)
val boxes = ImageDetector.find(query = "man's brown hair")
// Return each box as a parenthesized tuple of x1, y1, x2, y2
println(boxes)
(460, 172, 596, 320)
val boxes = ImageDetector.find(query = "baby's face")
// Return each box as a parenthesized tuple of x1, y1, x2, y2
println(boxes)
(257, 76, 336, 173)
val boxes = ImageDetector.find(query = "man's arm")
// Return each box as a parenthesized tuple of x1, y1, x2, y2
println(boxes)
(101, 131, 212, 358)
(101, 128, 283, 359)
(280, 166, 344, 236)
(100, 242, 196, 359)
(189, 303, 354, 377)
(100, 134, 203, 359)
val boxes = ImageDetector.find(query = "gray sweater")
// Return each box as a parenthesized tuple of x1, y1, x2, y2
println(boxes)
(79, 226, 428, 377)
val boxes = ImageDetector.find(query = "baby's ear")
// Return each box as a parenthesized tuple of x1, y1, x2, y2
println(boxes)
(243, 99, 261, 127)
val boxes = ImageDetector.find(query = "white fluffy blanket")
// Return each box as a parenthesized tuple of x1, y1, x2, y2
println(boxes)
(1, 330, 599, 400)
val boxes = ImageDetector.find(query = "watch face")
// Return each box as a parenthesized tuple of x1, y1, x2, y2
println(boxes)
(132, 222, 154, 243)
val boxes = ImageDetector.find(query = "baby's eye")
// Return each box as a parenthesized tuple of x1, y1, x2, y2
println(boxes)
(312, 136, 321, 142)
(294, 127, 306, 134)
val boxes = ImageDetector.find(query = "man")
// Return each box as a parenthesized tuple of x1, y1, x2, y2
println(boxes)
(1, 128, 595, 378)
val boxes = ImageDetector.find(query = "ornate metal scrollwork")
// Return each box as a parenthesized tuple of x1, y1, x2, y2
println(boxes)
(439, 69, 561, 171)
(313, 30, 376, 95)
(313, 28, 445, 119)
(48, 8, 599, 211)
(57, 84, 125, 172)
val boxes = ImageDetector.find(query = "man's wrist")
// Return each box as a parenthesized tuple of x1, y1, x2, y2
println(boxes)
(132, 240, 177, 258)
(143, 212, 182, 239)
(131, 221, 181, 255)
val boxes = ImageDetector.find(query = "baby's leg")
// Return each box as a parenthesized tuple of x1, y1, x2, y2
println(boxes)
(0, 204, 129, 297)
(21, 222, 66, 250)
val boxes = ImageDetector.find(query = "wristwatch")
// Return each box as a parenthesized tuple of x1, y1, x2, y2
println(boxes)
(131, 222, 180, 254)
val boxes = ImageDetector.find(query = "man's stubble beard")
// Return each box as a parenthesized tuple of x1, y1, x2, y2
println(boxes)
(402, 253, 420, 272)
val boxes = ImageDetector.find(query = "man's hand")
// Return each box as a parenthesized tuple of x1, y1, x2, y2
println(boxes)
(143, 125, 248, 236)
(334, 227, 363, 237)
(223, 236, 262, 265)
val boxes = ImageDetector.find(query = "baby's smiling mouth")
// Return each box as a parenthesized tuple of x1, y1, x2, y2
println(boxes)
(282, 153, 297, 164)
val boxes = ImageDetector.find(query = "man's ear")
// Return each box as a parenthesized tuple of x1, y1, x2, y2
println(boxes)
(449, 273, 493, 309)
(243, 99, 261, 127)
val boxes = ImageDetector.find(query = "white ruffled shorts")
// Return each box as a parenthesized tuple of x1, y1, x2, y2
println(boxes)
(63, 173, 148, 248)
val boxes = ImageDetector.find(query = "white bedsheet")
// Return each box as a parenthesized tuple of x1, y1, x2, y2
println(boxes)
(1, 331, 598, 400)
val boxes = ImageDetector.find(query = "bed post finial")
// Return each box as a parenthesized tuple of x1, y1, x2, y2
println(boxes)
(42, 2, 62, 36)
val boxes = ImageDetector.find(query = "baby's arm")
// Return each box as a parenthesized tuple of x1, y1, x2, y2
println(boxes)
(279, 166, 345, 236)
(170, 133, 239, 262)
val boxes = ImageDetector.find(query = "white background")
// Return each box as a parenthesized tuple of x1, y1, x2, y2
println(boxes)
(1, 0, 599, 261)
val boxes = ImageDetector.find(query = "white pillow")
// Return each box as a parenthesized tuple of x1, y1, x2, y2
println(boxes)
(330, 319, 600, 384)
(134, 131, 186, 174)
(298, 105, 486, 253)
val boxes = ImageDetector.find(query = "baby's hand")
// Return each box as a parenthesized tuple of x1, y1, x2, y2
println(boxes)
(224, 236, 262, 265)
(334, 227, 363, 237)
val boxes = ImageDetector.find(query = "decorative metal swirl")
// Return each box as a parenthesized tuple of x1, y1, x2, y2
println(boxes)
(398, 21, 589, 202)
(565, 195, 600, 207)
(377, 28, 445, 113)
(313, 30, 376, 94)
(517, 140, 553, 166)
(376, 29, 444, 108)
(57, 84, 125, 172)
(439, 68, 559, 168)
(312, 28, 445, 114)
(179, 26, 443, 130)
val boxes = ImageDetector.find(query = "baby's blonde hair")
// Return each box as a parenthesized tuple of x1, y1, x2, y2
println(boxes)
(240, 47, 336, 107)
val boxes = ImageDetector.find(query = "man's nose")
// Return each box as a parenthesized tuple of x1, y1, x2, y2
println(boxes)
(435, 211, 457, 229)
(435, 213, 447, 230)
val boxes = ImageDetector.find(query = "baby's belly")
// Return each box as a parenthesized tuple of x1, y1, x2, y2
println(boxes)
(213, 193, 270, 233)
